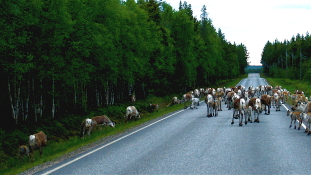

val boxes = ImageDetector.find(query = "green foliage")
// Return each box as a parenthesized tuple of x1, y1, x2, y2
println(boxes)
(245, 66, 263, 73)
(261, 33, 311, 80)
(0, 0, 250, 173)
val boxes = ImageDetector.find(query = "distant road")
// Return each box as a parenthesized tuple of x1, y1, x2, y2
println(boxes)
(30, 73, 311, 174)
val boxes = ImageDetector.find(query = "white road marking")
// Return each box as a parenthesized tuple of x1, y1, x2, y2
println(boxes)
(41, 109, 185, 175)
(41, 92, 305, 174)
(282, 103, 306, 129)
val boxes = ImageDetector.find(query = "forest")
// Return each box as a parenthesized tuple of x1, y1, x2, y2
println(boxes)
(261, 32, 311, 80)
(0, 0, 249, 163)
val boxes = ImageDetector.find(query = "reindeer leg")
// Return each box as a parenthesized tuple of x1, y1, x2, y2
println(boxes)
(294, 119, 297, 129)
(244, 111, 248, 125)
(206, 105, 209, 117)
(231, 110, 235, 124)
(308, 123, 311, 135)
(239, 111, 243, 126)
(298, 119, 301, 130)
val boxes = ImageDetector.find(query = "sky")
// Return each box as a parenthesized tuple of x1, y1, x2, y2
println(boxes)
(162, 0, 311, 65)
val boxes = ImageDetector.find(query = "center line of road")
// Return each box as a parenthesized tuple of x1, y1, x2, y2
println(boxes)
(41, 109, 185, 175)
(282, 103, 306, 129)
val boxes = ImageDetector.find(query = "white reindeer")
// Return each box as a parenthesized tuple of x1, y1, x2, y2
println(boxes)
(205, 94, 213, 117)
(301, 112, 311, 134)
(124, 106, 140, 122)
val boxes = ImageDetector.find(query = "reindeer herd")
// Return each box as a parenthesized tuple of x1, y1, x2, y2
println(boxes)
(175, 85, 269, 126)
(176, 85, 311, 133)
(18, 85, 311, 162)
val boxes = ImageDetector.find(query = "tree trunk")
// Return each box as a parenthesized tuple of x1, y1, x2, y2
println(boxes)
(105, 81, 109, 106)
(74, 81, 77, 104)
(110, 83, 114, 105)
(23, 78, 30, 121)
(96, 87, 100, 106)
(8, 78, 21, 124)
(52, 78, 55, 118)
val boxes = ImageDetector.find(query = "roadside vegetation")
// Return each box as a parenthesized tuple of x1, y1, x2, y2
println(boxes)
(262, 74, 310, 99)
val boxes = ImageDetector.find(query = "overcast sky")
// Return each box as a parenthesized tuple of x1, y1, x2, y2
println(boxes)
(162, 0, 311, 65)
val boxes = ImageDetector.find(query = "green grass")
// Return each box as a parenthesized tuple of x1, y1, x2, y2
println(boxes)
(261, 74, 311, 98)
(1, 75, 248, 175)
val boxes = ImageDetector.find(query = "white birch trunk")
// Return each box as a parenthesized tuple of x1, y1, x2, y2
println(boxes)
(8, 78, 20, 124)
(24, 79, 30, 121)
(24, 99, 29, 120)
(96, 88, 100, 106)
(105, 80, 109, 105)
(52, 78, 55, 118)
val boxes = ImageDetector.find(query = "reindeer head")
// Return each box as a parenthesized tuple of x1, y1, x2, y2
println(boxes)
(255, 98, 261, 110)
(109, 122, 115, 127)
(29, 135, 36, 147)
(85, 118, 93, 128)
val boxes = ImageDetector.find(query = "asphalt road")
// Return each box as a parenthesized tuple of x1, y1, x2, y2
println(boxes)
(32, 73, 311, 174)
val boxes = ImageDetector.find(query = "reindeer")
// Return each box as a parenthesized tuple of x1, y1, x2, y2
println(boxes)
(80, 118, 96, 139)
(149, 104, 159, 112)
(91, 115, 115, 128)
(18, 145, 30, 161)
(261, 95, 271, 115)
(248, 97, 262, 123)
(28, 131, 47, 161)
(231, 98, 246, 126)
(287, 110, 302, 130)
(124, 106, 140, 122)
(205, 94, 214, 117)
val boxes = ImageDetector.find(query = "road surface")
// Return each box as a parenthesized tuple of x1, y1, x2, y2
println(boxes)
(30, 73, 311, 174)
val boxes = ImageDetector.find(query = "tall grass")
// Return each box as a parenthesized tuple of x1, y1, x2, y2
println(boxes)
(1, 75, 248, 175)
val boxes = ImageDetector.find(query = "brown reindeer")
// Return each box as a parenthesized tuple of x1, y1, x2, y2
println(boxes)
(216, 93, 223, 111)
(28, 131, 47, 161)
(149, 104, 159, 112)
(287, 110, 302, 130)
(261, 95, 271, 115)
(91, 115, 115, 128)
(18, 145, 30, 160)
(226, 91, 235, 110)
(129, 94, 136, 105)
(182, 93, 193, 109)
(248, 97, 262, 122)
(212, 100, 219, 116)
(231, 98, 246, 126)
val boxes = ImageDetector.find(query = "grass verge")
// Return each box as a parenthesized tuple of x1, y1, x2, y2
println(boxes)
(261, 73, 311, 98)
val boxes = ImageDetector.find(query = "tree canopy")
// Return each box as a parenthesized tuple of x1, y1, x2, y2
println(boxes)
(0, 0, 249, 125)
(261, 32, 311, 80)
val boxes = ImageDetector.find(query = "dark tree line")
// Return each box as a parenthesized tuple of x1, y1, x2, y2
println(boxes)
(0, 0, 248, 125)
(261, 32, 311, 80)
